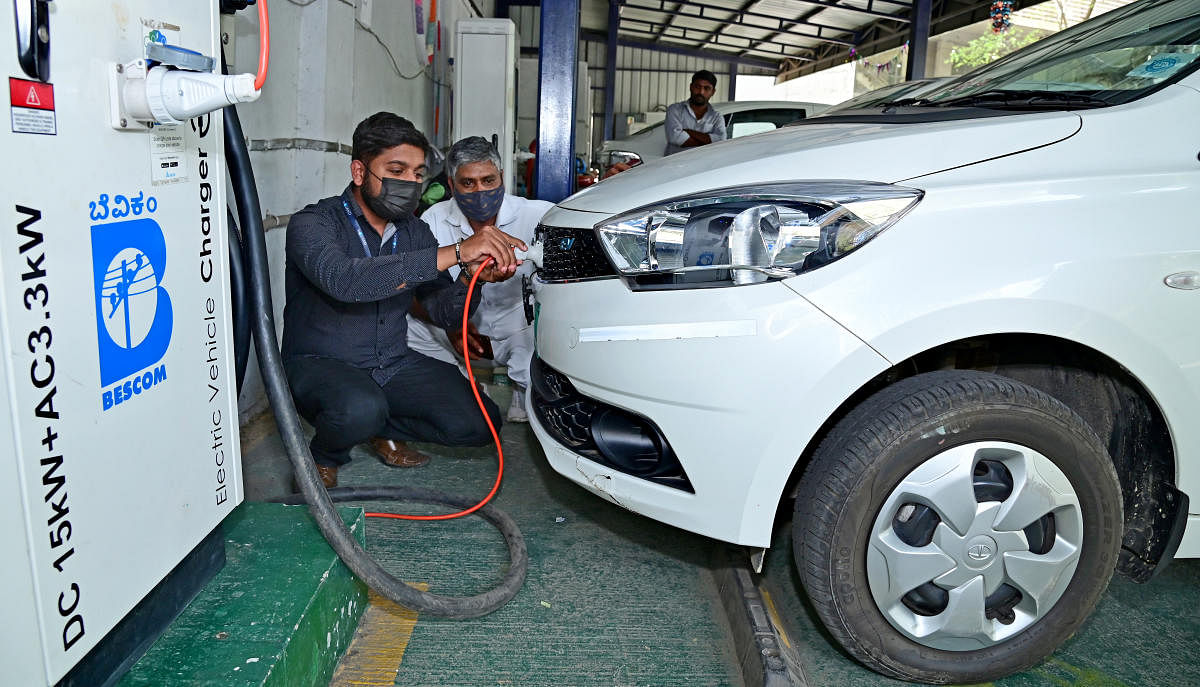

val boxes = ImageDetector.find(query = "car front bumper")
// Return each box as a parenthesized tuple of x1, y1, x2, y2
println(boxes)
(528, 276, 890, 546)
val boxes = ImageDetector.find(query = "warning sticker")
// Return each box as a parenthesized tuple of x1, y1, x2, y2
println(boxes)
(9, 77, 54, 110)
(151, 126, 187, 185)
(9, 77, 56, 135)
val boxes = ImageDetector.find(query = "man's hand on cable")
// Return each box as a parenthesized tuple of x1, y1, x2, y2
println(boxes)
(460, 224, 527, 282)
(449, 321, 494, 359)
(463, 263, 511, 284)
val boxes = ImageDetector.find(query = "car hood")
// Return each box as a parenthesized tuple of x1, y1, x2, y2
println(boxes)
(557, 111, 1081, 215)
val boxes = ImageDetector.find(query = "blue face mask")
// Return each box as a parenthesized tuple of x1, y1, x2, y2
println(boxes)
(456, 184, 506, 222)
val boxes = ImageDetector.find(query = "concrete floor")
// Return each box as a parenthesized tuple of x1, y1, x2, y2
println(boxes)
(239, 391, 1200, 687)
(239, 389, 743, 686)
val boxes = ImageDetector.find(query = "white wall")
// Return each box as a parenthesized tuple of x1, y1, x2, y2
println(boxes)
(736, 63, 855, 105)
(225, 0, 447, 421)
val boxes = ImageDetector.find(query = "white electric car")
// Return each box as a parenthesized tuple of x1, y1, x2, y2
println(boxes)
(528, 0, 1200, 683)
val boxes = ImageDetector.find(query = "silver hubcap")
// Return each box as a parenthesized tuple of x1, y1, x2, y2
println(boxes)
(866, 441, 1084, 651)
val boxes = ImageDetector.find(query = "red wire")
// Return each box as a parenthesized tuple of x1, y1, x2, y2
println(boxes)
(253, 0, 270, 91)
(366, 257, 503, 521)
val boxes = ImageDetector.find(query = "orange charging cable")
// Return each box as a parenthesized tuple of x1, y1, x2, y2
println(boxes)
(253, 0, 270, 91)
(365, 256, 504, 521)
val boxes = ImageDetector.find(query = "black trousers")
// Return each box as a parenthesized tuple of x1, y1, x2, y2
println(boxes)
(284, 354, 502, 467)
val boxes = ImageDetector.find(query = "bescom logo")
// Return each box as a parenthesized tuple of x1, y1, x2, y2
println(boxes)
(90, 217, 173, 410)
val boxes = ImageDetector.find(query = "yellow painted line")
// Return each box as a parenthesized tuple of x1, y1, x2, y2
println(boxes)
(329, 584, 429, 686)
(759, 587, 792, 650)
(1033, 657, 1126, 687)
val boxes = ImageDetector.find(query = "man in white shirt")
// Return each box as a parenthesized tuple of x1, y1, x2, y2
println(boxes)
(663, 70, 726, 156)
(408, 136, 552, 422)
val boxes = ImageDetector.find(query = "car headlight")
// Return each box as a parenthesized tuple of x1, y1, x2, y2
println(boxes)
(595, 181, 922, 286)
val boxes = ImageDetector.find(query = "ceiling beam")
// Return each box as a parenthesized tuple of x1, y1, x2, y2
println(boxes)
(684, 0, 761, 53)
(738, 0, 860, 57)
(625, 0, 854, 36)
(619, 17, 820, 55)
(580, 27, 785, 68)
(653, 1, 685, 43)
(624, 0, 854, 48)
(628, 0, 909, 26)
(615, 24, 811, 60)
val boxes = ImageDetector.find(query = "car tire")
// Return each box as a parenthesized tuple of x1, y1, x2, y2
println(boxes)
(793, 370, 1122, 684)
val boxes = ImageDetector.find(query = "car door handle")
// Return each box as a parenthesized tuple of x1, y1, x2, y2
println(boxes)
(14, 0, 52, 82)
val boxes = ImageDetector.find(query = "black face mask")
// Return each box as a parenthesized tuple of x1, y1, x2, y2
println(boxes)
(362, 168, 422, 221)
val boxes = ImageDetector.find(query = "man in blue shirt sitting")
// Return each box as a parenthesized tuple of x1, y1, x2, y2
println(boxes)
(282, 112, 525, 487)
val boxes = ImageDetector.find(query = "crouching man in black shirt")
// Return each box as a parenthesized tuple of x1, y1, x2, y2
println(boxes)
(282, 112, 526, 487)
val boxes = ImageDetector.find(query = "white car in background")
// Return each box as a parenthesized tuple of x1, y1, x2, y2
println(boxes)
(599, 100, 830, 166)
(529, 0, 1200, 682)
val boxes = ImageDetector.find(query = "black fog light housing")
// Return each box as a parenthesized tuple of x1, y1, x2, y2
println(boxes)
(591, 408, 672, 476)
(530, 356, 692, 492)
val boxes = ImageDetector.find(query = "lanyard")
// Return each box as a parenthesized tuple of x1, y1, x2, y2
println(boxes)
(341, 198, 398, 258)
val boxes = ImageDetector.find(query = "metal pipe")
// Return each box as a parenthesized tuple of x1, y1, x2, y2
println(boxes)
(603, 0, 620, 142)
(535, 0, 580, 203)
(905, 0, 932, 79)
(581, 28, 782, 68)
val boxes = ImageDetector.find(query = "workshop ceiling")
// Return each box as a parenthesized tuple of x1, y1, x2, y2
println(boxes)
(616, 0, 908, 60)
(579, 0, 1025, 78)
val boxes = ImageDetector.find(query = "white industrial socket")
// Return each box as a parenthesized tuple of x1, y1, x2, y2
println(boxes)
(108, 60, 152, 130)
(109, 59, 260, 129)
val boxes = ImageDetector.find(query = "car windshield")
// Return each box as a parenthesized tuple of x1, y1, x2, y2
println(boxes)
(919, 0, 1200, 108)
(823, 81, 926, 113)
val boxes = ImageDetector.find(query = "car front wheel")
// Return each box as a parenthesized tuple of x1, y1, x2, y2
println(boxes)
(793, 370, 1122, 683)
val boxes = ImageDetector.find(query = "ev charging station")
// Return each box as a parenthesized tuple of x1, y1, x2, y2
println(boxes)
(1, 2, 246, 683)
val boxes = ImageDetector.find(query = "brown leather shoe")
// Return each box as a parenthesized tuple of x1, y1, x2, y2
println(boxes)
(316, 464, 338, 488)
(371, 438, 430, 468)
(295, 464, 338, 492)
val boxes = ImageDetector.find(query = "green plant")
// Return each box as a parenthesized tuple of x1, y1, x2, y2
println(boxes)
(946, 28, 1046, 73)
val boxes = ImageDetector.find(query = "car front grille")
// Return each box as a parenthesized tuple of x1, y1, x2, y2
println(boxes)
(536, 225, 617, 282)
(530, 356, 603, 452)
